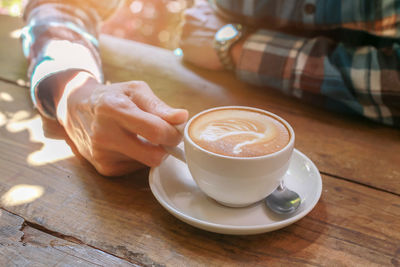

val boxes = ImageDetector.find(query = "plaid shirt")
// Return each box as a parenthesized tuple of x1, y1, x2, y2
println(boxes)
(23, 0, 400, 126)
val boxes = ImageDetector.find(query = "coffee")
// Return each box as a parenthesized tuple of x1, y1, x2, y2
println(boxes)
(188, 108, 290, 157)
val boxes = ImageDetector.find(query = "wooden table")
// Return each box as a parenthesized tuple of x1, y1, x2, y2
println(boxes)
(0, 15, 399, 266)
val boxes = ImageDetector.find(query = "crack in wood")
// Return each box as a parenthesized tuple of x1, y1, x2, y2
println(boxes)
(18, 221, 27, 244)
(0, 76, 28, 89)
(23, 221, 84, 245)
(1, 208, 160, 266)
(320, 171, 400, 197)
(96, 243, 165, 267)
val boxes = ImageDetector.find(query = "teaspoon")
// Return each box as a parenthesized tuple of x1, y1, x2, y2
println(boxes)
(265, 181, 301, 214)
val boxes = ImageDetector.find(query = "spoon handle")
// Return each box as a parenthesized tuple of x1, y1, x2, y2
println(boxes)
(277, 180, 285, 191)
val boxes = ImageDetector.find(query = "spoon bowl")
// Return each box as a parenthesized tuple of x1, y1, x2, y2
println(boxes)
(265, 181, 301, 214)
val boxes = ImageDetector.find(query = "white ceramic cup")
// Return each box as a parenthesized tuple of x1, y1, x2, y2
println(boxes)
(165, 106, 295, 207)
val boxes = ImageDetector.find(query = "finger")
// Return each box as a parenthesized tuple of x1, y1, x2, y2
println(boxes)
(95, 91, 183, 146)
(88, 148, 146, 176)
(123, 81, 189, 125)
(107, 128, 168, 168)
(89, 117, 168, 167)
(104, 160, 145, 177)
(96, 159, 145, 177)
(162, 108, 188, 125)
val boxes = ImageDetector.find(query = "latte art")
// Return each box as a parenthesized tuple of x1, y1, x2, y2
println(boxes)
(199, 119, 275, 154)
(189, 108, 290, 157)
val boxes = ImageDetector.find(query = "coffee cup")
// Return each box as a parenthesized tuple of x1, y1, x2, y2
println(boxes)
(165, 106, 295, 207)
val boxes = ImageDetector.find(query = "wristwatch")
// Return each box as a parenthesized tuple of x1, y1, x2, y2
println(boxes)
(213, 23, 245, 71)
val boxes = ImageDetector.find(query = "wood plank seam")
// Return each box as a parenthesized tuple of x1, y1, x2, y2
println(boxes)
(23, 220, 84, 245)
(19, 222, 105, 267)
(0, 76, 29, 89)
(0, 207, 152, 266)
(320, 170, 400, 197)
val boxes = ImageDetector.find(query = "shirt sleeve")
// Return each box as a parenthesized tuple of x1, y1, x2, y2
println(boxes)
(21, 0, 123, 118)
(236, 29, 400, 127)
(211, 0, 400, 39)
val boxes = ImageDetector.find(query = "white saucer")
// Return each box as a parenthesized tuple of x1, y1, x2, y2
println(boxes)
(149, 149, 322, 235)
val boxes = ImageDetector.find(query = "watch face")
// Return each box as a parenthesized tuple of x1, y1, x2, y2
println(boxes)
(215, 24, 240, 42)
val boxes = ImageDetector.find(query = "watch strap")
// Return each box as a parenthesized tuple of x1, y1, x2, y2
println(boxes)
(213, 24, 244, 71)
(214, 40, 236, 71)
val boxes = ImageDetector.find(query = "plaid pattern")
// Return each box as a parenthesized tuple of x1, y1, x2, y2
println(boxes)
(212, 0, 400, 38)
(23, 0, 400, 126)
(221, 0, 400, 126)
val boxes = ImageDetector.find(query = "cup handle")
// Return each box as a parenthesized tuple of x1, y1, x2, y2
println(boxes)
(163, 145, 186, 163)
(162, 122, 187, 163)
(173, 123, 185, 135)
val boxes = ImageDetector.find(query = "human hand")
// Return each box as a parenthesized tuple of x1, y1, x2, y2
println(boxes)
(56, 71, 188, 176)
(180, 0, 226, 70)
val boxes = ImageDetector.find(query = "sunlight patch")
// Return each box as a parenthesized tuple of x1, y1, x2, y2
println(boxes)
(6, 114, 74, 165)
(1, 184, 44, 207)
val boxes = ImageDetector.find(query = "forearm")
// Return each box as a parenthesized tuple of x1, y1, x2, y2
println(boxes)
(21, 0, 121, 118)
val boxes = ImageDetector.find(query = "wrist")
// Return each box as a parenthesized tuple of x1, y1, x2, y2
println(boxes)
(231, 37, 246, 67)
(32, 69, 95, 119)
(56, 71, 97, 125)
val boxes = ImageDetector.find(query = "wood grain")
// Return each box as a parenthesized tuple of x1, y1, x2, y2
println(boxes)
(0, 15, 27, 84)
(0, 14, 400, 266)
(0, 209, 138, 266)
(0, 82, 399, 265)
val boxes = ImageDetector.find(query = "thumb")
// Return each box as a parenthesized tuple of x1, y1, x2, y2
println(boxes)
(161, 108, 189, 125)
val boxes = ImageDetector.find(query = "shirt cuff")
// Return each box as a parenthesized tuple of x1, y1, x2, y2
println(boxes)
(32, 68, 95, 119)
(30, 40, 103, 119)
